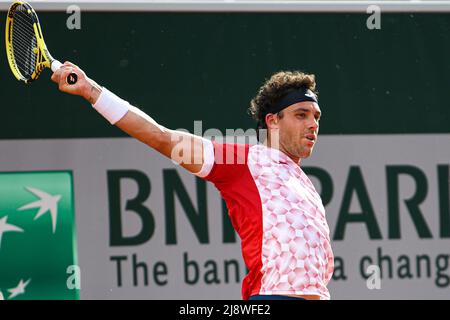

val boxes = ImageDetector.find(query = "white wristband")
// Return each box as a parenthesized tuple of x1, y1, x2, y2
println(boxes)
(92, 87, 130, 124)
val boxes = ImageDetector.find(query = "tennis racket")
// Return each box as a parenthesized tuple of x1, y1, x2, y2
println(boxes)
(5, 1, 77, 84)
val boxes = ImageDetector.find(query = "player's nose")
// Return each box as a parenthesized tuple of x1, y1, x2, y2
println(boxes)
(309, 117, 319, 132)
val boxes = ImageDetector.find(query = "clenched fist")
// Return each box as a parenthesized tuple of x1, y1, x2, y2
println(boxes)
(51, 61, 102, 104)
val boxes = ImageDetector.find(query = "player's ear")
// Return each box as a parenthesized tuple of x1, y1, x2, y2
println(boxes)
(265, 113, 279, 129)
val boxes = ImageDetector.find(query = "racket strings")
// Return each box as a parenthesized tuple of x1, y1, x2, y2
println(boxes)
(13, 8, 37, 75)
(12, 25, 37, 75)
(11, 5, 38, 79)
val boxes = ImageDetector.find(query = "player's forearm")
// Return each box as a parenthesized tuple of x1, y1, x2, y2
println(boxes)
(79, 79, 203, 173)
(53, 67, 195, 161)
(115, 105, 172, 151)
(81, 82, 174, 154)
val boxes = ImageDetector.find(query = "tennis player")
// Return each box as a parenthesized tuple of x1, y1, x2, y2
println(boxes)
(52, 62, 334, 300)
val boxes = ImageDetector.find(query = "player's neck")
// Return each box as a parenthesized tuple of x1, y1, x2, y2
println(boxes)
(263, 139, 301, 165)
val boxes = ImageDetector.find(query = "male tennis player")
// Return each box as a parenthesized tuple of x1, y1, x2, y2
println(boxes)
(52, 62, 334, 300)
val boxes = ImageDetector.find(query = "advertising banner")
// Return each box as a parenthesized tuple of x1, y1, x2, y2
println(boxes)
(0, 135, 449, 299)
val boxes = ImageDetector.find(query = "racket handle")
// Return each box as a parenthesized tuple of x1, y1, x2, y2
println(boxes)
(51, 60, 77, 85)
(51, 60, 62, 71)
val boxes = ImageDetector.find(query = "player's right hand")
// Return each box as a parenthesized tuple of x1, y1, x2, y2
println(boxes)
(51, 61, 93, 100)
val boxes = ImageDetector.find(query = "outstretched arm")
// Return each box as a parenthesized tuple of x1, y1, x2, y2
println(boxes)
(51, 62, 205, 175)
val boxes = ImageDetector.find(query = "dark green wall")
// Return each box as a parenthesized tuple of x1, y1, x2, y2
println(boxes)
(1, 12, 450, 139)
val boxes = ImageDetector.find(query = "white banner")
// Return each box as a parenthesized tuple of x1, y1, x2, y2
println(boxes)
(0, 134, 449, 299)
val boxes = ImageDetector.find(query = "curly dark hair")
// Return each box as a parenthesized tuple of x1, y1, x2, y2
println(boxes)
(248, 71, 318, 132)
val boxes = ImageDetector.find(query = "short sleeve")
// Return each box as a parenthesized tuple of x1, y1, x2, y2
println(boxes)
(193, 138, 215, 178)
(194, 139, 249, 185)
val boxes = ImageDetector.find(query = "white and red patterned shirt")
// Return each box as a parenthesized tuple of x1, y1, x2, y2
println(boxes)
(195, 140, 334, 300)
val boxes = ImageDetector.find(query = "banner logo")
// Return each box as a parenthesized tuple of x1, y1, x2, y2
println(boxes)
(0, 172, 78, 300)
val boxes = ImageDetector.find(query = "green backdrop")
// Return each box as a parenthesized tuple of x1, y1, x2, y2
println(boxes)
(1, 12, 449, 139)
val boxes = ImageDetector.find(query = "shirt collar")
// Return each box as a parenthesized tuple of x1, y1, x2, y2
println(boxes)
(259, 143, 300, 166)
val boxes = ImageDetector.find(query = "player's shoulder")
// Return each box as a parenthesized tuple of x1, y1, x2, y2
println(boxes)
(206, 140, 254, 165)
(197, 139, 253, 182)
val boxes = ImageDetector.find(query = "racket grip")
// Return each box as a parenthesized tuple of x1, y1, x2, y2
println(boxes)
(51, 60, 62, 71)
(51, 60, 77, 85)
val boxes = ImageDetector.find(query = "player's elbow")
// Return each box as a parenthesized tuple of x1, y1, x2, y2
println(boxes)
(142, 127, 172, 152)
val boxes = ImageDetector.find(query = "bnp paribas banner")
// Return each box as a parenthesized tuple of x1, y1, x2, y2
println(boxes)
(0, 135, 449, 300)
(0, 171, 79, 300)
